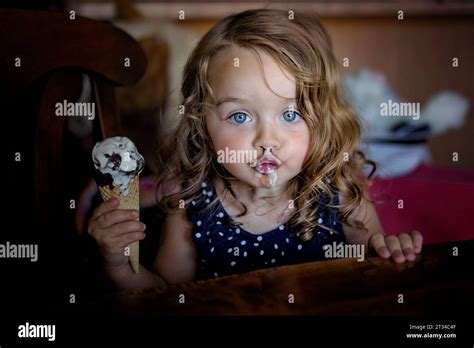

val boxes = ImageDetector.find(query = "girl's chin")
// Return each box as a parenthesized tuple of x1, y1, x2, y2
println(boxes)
(228, 168, 291, 189)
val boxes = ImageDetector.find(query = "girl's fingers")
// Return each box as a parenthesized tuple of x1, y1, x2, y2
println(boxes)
(96, 209, 139, 228)
(109, 221, 146, 237)
(410, 230, 423, 253)
(92, 198, 119, 219)
(110, 231, 146, 249)
(398, 233, 416, 261)
(385, 235, 405, 263)
(369, 233, 390, 258)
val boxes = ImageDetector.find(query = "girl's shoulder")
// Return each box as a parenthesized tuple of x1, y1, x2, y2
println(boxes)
(184, 177, 218, 224)
(156, 176, 216, 227)
(317, 181, 341, 207)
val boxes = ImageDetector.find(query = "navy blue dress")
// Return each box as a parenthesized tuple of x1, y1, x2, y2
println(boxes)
(186, 177, 347, 280)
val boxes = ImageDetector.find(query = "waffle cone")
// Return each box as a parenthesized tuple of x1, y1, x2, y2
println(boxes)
(98, 176, 140, 273)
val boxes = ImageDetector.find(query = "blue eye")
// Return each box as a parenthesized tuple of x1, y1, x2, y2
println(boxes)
(282, 110, 301, 123)
(228, 112, 251, 124)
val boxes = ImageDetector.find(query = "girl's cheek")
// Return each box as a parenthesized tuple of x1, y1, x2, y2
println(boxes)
(212, 128, 252, 150)
(288, 130, 311, 165)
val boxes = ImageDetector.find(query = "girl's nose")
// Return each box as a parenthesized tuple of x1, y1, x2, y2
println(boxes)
(253, 123, 280, 150)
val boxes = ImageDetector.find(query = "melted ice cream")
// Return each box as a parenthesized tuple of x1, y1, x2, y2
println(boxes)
(253, 148, 280, 188)
(256, 172, 278, 188)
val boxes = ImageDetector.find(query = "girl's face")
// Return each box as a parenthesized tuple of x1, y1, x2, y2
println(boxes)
(206, 47, 311, 190)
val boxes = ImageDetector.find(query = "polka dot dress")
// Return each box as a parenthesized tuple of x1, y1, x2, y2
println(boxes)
(186, 178, 346, 280)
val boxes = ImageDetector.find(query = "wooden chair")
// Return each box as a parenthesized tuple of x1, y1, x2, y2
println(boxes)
(1, 9, 147, 233)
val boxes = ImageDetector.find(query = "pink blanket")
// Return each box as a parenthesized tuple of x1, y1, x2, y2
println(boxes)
(369, 164, 474, 244)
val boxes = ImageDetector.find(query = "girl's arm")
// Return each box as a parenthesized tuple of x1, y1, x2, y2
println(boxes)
(152, 209, 197, 284)
(339, 188, 423, 263)
(339, 190, 384, 247)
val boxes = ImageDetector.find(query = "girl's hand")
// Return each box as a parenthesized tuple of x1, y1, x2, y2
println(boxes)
(368, 231, 423, 263)
(87, 198, 146, 269)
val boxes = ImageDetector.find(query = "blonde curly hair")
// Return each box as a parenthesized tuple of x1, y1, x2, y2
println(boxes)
(156, 9, 375, 240)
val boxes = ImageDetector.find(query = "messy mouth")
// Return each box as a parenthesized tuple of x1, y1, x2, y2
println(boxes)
(254, 161, 280, 174)
(250, 153, 282, 174)
(249, 149, 282, 188)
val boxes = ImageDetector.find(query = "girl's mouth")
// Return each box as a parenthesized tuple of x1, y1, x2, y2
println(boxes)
(249, 149, 282, 188)
(254, 161, 280, 174)
(250, 154, 282, 174)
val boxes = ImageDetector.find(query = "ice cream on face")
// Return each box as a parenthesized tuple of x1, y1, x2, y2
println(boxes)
(92, 136, 144, 195)
(250, 148, 281, 188)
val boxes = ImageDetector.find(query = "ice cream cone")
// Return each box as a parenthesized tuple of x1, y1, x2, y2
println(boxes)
(98, 175, 140, 273)
(92, 136, 145, 274)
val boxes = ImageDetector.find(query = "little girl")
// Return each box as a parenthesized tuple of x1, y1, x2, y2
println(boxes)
(88, 9, 422, 289)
